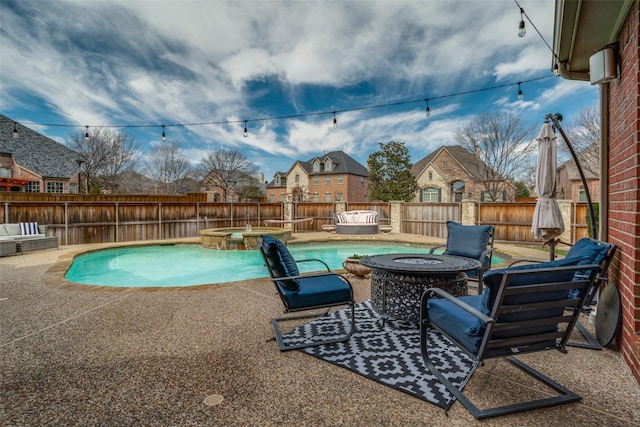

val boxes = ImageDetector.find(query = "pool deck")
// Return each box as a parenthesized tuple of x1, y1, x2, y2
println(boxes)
(2, 232, 639, 426)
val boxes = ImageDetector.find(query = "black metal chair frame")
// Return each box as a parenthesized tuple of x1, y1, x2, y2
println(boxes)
(259, 246, 355, 351)
(420, 263, 600, 420)
(507, 238, 617, 350)
(429, 224, 495, 295)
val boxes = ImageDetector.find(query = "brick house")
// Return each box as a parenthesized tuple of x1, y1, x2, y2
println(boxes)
(0, 114, 82, 193)
(201, 170, 266, 202)
(266, 151, 369, 203)
(556, 144, 600, 202)
(411, 145, 516, 202)
(554, 0, 639, 385)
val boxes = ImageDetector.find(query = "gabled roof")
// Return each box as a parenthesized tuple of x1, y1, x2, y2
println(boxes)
(294, 151, 368, 176)
(411, 145, 490, 181)
(558, 143, 599, 181)
(266, 171, 287, 188)
(0, 114, 81, 179)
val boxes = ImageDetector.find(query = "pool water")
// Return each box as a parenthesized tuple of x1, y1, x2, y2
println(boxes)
(65, 243, 505, 288)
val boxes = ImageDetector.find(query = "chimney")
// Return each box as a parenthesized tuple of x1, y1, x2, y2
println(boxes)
(258, 172, 264, 183)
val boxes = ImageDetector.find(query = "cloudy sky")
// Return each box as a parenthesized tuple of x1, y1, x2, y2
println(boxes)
(0, 0, 598, 181)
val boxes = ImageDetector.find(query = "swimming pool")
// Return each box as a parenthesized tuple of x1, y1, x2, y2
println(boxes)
(64, 243, 506, 288)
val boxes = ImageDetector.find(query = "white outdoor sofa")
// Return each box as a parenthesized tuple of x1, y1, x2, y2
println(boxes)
(0, 222, 58, 256)
(334, 210, 379, 235)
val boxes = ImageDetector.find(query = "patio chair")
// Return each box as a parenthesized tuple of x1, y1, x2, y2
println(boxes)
(259, 235, 355, 351)
(507, 238, 617, 349)
(420, 256, 600, 419)
(429, 221, 495, 294)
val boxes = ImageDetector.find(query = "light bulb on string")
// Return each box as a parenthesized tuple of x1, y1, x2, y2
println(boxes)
(162, 125, 166, 142)
(13, 122, 18, 138)
(85, 126, 90, 142)
(553, 63, 559, 76)
(517, 82, 523, 101)
(518, 8, 526, 37)
(243, 120, 248, 137)
(425, 99, 431, 117)
(333, 112, 337, 129)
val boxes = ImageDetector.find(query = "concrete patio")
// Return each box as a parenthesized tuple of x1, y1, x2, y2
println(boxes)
(2, 233, 639, 426)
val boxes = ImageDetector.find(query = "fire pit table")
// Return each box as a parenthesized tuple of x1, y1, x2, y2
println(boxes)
(359, 253, 482, 324)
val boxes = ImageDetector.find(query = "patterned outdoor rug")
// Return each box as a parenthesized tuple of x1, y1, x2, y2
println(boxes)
(280, 300, 476, 410)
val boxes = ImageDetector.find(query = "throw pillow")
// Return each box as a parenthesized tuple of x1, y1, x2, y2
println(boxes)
(444, 221, 492, 260)
(19, 222, 39, 235)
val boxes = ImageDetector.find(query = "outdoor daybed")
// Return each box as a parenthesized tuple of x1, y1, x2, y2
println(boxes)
(0, 222, 58, 255)
(334, 210, 379, 235)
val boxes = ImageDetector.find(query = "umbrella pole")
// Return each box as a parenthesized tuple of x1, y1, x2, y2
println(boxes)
(547, 113, 598, 239)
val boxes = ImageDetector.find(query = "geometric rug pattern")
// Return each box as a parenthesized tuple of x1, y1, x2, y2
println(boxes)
(280, 300, 476, 410)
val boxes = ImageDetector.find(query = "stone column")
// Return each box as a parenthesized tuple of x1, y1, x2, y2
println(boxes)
(389, 201, 403, 232)
(460, 200, 476, 225)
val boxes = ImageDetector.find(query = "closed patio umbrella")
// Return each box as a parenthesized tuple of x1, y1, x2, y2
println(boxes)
(531, 120, 565, 260)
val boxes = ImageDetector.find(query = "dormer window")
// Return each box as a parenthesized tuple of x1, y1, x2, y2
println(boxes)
(275, 175, 280, 185)
(324, 159, 332, 171)
(313, 160, 320, 172)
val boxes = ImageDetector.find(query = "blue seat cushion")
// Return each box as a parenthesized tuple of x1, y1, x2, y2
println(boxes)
(427, 295, 485, 354)
(278, 274, 352, 310)
(261, 236, 299, 291)
(444, 221, 492, 261)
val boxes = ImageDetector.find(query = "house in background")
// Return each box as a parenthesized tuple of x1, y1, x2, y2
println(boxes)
(411, 145, 516, 203)
(556, 143, 600, 202)
(0, 114, 82, 193)
(266, 151, 369, 203)
(201, 170, 266, 202)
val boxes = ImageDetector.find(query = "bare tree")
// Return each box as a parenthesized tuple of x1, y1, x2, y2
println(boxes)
(144, 140, 193, 194)
(560, 105, 600, 177)
(198, 149, 258, 201)
(66, 128, 139, 193)
(454, 111, 537, 201)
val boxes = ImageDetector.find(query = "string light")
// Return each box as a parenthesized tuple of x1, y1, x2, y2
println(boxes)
(13, 122, 18, 138)
(162, 124, 166, 142)
(332, 112, 337, 129)
(553, 63, 559, 76)
(243, 120, 248, 137)
(518, 7, 526, 37)
(517, 82, 523, 101)
(13, 74, 553, 134)
(85, 126, 90, 142)
(425, 99, 431, 117)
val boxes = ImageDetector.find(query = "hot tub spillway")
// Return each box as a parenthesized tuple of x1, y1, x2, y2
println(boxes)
(199, 227, 291, 250)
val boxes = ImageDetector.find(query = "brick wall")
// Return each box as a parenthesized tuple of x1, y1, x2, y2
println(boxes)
(606, 3, 640, 386)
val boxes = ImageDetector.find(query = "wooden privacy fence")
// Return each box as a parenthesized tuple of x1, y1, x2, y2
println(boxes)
(0, 199, 591, 246)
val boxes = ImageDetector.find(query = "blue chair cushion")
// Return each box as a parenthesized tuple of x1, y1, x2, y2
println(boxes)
(479, 255, 588, 339)
(261, 236, 299, 291)
(427, 295, 485, 354)
(278, 274, 352, 310)
(444, 221, 492, 260)
(566, 238, 612, 298)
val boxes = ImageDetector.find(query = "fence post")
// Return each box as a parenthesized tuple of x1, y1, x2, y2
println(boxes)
(389, 201, 403, 232)
(4, 202, 8, 223)
(460, 200, 475, 225)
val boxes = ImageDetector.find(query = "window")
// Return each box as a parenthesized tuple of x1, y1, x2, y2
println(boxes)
(279, 194, 285, 202)
(295, 174, 300, 183)
(452, 180, 465, 202)
(314, 175, 319, 185)
(0, 167, 10, 178)
(578, 185, 587, 202)
(325, 192, 331, 202)
(313, 161, 320, 172)
(360, 176, 364, 186)
(69, 183, 78, 194)
(325, 175, 331, 185)
(428, 171, 433, 181)
(336, 192, 344, 201)
(442, 161, 446, 169)
(422, 187, 440, 202)
(269, 194, 275, 202)
(337, 174, 343, 184)
(46, 182, 64, 193)
(275, 175, 280, 185)
(313, 193, 319, 202)
(325, 159, 332, 171)
(24, 181, 40, 193)
(481, 190, 506, 202)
